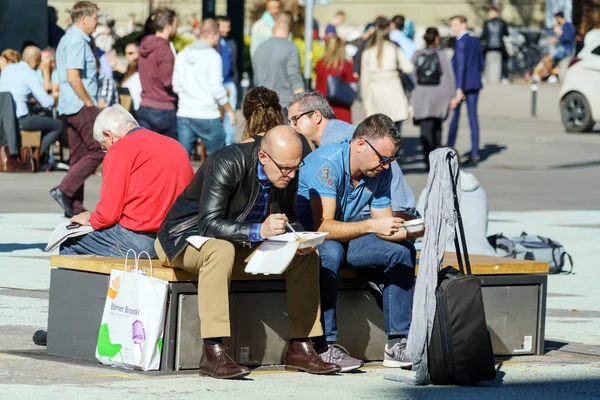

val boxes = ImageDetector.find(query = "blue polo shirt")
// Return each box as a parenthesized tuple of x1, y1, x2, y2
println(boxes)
(297, 139, 392, 230)
(319, 119, 418, 217)
(56, 25, 98, 115)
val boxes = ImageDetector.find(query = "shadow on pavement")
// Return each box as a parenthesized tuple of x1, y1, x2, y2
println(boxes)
(399, 139, 508, 174)
(0, 243, 46, 253)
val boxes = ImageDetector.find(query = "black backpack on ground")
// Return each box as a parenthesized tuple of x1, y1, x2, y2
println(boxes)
(416, 51, 442, 85)
(427, 152, 497, 385)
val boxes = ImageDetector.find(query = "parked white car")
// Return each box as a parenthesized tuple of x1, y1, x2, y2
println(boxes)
(559, 38, 600, 133)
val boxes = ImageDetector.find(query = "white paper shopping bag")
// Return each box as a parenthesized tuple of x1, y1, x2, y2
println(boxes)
(95, 251, 168, 371)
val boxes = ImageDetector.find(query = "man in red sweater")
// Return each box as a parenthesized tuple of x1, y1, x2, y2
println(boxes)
(60, 104, 193, 257)
(136, 8, 178, 139)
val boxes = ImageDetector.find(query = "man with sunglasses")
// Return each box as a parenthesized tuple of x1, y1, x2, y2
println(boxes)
(156, 125, 341, 379)
(287, 91, 419, 221)
(297, 113, 414, 372)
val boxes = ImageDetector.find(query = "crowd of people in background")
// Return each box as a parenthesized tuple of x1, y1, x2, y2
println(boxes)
(0, 1, 595, 221)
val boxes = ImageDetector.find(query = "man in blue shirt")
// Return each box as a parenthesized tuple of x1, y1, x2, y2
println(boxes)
(217, 15, 239, 146)
(0, 45, 63, 169)
(298, 113, 414, 372)
(51, 1, 104, 218)
(536, 11, 576, 82)
(390, 15, 416, 60)
(287, 91, 419, 220)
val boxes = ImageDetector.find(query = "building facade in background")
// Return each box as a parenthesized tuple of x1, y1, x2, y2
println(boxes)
(48, 0, 557, 31)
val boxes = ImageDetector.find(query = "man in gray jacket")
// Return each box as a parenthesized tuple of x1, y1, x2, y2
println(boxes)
(252, 11, 304, 117)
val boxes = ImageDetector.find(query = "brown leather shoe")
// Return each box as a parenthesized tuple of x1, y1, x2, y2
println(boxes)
(199, 343, 251, 379)
(285, 340, 341, 374)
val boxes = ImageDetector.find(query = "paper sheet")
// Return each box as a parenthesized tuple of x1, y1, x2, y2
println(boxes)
(186, 236, 212, 250)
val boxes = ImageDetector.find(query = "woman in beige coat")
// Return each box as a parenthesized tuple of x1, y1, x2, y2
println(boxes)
(360, 17, 414, 133)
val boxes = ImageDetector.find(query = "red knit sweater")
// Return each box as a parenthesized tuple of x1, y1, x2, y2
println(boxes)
(90, 128, 194, 232)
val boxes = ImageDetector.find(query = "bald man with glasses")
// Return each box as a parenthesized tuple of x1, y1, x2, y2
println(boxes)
(156, 125, 340, 379)
(297, 113, 415, 372)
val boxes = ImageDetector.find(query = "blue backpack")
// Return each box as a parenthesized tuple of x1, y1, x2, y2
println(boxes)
(488, 232, 574, 274)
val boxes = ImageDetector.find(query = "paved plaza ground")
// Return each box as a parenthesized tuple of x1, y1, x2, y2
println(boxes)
(2, 83, 600, 397)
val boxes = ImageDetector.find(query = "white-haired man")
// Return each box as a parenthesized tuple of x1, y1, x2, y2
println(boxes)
(60, 105, 194, 257)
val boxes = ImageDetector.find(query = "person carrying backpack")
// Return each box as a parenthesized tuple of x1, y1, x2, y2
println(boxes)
(411, 28, 457, 171)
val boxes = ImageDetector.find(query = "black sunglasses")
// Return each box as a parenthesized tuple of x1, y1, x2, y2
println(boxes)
(264, 152, 304, 176)
(288, 110, 315, 126)
(363, 139, 400, 165)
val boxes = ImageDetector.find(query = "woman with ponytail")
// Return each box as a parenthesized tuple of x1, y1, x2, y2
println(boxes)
(241, 86, 284, 142)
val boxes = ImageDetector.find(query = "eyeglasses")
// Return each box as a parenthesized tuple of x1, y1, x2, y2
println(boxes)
(288, 110, 315, 126)
(264, 152, 304, 176)
(363, 139, 400, 165)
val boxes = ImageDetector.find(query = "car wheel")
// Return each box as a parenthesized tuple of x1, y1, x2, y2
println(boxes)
(561, 92, 595, 133)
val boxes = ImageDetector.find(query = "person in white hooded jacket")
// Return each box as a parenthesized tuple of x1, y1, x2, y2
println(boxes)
(416, 168, 497, 256)
(173, 19, 237, 157)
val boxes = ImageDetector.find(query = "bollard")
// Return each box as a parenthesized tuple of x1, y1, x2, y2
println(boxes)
(531, 82, 538, 117)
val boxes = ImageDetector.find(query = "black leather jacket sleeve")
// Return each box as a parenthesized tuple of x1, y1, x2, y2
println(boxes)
(196, 155, 254, 243)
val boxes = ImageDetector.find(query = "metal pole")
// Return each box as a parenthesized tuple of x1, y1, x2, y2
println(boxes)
(148, 0, 153, 17)
(531, 82, 538, 117)
(303, 0, 314, 90)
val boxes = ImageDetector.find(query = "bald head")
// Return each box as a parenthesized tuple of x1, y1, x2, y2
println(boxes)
(259, 125, 303, 188)
(199, 18, 220, 46)
(200, 19, 219, 38)
(261, 125, 301, 155)
(273, 11, 293, 36)
(22, 46, 41, 68)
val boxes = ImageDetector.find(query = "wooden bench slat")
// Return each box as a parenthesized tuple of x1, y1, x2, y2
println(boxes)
(50, 252, 549, 282)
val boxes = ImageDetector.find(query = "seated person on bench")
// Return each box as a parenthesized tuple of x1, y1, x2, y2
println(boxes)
(532, 11, 575, 82)
(0, 45, 63, 169)
(287, 91, 420, 221)
(61, 105, 193, 257)
(155, 126, 341, 380)
(297, 113, 415, 372)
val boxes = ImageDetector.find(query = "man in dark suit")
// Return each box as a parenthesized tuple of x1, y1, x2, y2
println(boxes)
(447, 15, 484, 166)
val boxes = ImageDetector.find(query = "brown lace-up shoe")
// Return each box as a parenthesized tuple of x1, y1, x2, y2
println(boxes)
(284, 340, 341, 374)
(199, 343, 251, 379)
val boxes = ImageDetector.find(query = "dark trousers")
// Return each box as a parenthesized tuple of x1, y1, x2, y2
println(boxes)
(447, 91, 480, 158)
(485, 48, 508, 80)
(19, 114, 65, 159)
(419, 118, 442, 169)
(136, 106, 177, 140)
(58, 106, 104, 213)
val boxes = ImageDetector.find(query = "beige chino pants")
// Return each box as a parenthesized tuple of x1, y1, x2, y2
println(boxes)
(155, 239, 323, 339)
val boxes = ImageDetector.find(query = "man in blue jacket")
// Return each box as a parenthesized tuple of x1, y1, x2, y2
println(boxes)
(447, 15, 484, 167)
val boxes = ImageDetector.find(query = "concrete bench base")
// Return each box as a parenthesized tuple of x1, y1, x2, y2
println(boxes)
(47, 268, 547, 371)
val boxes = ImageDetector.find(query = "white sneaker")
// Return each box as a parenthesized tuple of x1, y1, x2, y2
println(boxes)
(501, 78, 510, 85)
(383, 338, 412, 368)
(548, 75, 558, 84)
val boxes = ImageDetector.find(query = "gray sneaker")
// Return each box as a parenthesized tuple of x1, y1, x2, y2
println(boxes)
(383, 338, 412, 368)
(318, 344, 364, 372)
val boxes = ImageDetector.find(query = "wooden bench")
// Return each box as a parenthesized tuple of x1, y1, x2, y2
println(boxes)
(47, 254, 549, 371)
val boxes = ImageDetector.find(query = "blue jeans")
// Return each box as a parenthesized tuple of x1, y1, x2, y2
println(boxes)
(177, 117, 226, 156)
(318, 234, 415, 341)
(223, 81, 238, 146)
(59, 223, 157, 258)
(136, 106, 177, 140)
(447, 90, 480, 158)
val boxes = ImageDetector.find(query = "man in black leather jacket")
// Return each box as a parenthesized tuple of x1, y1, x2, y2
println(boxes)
(481, 6, 509, 82)
(155, 125, 340, 379)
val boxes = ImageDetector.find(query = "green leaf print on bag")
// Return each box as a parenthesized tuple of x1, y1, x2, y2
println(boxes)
(97, 323, 123, 360)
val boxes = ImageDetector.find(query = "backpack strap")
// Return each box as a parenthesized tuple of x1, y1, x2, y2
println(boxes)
(447, 151, 472, 275)
(553, 251, 574, 275)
